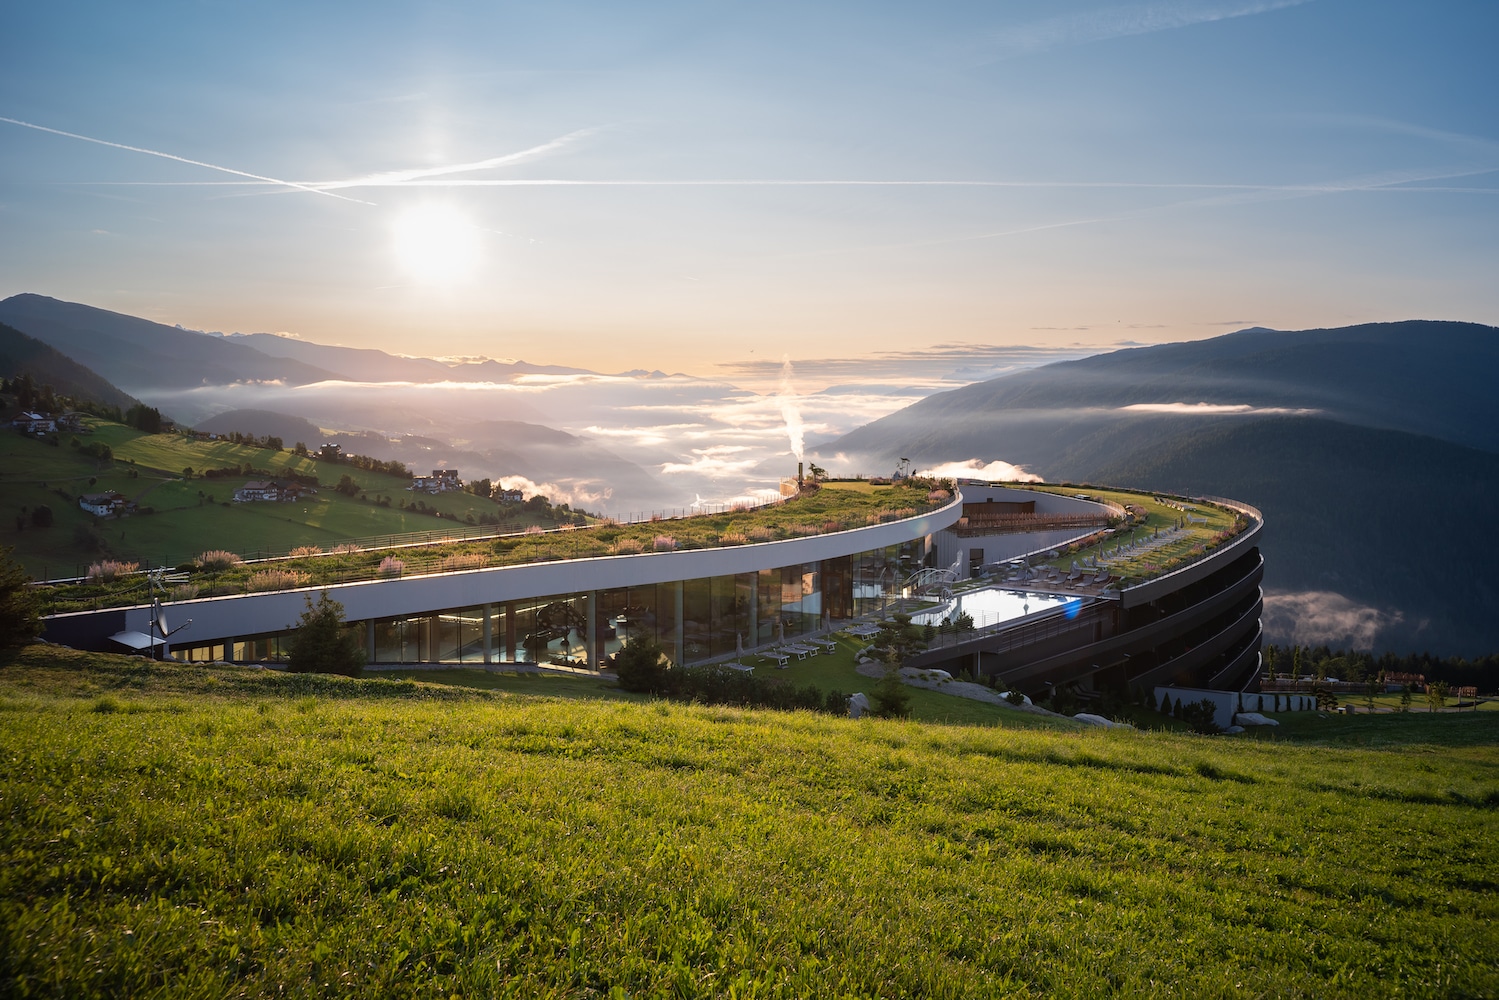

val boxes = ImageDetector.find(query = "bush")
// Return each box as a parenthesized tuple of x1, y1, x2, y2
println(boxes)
(85, 560, 139, 583)
(870, 669, 911, 719)
(198, 550, 243, 571)
(614, 635, 671, 693)
(247, 569, 310, 593)
(286, 592, 364, 677)
(377, 556, 405, 578)
(1181, 698, 1222, 735)
(0, 545, 41, 647)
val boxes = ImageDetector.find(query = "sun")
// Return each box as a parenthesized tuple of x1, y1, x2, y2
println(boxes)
(391, 204, 482, 284)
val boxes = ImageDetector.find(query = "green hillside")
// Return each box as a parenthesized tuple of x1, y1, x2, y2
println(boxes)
(0, 417, 569, 579)
(1, 647, 1495, 998)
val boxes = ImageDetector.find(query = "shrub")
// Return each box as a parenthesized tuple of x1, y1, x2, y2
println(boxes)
(329, 543, 362, 555)
(289, 545, 324, 557)
(0, 545, 41, 647)
(286, 591, 364, 677)
(614, 635, 671, 693)
(248, 569, 310, 592)
(85, 560, 139, 583)
(870, 668, 912, 719)
(377, 556, 405, 578)
(611, 538, 645, 555)
(1181, 698, 1222, 735)
(653, 535, 677, 552)
(170, 584, 200, 602)
(198, 550, 242, 571)
(437, 553, 486, 572)
(719, 531, 749, 546)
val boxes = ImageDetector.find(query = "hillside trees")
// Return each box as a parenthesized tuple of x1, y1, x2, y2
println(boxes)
(0, 545, 41, 647)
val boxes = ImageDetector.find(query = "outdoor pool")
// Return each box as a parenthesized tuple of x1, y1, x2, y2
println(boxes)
(911, 587, 1082, 630)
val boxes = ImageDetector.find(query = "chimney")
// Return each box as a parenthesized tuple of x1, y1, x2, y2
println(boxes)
(798, 461, 804, 488)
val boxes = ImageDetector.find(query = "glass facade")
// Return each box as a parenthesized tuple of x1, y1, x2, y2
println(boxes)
(194, 536, 930, 667)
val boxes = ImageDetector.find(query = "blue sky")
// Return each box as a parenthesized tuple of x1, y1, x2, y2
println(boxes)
(2, 0, 1495, 376)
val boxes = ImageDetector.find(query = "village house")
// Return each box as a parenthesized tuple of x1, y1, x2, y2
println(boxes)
(11, 411, 57, 435)
(233, 480, 305, 503)
(410, 469, 461, 493)
(495, 488, 524, 504)
(78, 491, 131, 517)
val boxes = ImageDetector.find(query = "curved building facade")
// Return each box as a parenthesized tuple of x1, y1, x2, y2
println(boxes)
(43, 485, 1265, 697)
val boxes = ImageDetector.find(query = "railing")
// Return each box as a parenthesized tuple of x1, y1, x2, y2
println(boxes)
(37, 491, 955, 615)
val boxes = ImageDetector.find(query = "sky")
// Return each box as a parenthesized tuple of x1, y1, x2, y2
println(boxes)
(2, 0, 1497, 377)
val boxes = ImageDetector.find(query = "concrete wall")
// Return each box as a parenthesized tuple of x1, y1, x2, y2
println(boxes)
(936, 484, 1115, 580)
(1155, 685, 1312, 731)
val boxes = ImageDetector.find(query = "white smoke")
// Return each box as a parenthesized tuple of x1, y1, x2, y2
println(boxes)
(916, 458, 1043, 483)
(778, 355, 805, 463)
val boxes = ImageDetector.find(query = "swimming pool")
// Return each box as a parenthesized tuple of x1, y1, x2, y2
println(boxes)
(911, 587, 1081, 630)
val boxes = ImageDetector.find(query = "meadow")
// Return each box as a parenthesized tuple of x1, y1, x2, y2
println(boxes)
(0, 420, 565, 580)
(2, 646, 1495, 998)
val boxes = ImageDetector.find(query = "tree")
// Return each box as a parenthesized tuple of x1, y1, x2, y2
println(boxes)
(1400, 685, 1413, 712)
(286, 592, 364, 676)
(614, 633, 670, 693)
(1427, 681, 1449, 711)
(870, 666, 911, 718)
(125, 404, 164, 434)
(30, 505, 53, 528)
(0, 545, 41, 647)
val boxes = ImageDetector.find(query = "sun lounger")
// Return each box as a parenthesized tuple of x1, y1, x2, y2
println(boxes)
(783, 643, 816, 658)
(760, 650, 790, 667)
(810, 637, 839, 653)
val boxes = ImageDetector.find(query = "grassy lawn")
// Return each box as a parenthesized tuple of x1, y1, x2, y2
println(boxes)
(0, 421, 563, 578)
(2, 645, 1495, 998)
(1019, 484, 1242, 583)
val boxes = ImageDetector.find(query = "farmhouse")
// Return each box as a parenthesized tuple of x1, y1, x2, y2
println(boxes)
(410, 469, 462, 493)
(11, 411, 57, 435)
(233, 480, 305, 503)
(78, 491, 129, 517)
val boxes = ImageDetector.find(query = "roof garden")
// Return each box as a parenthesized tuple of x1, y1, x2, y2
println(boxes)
(38, 479, 955, 616)
(950, 484, 1254, 595)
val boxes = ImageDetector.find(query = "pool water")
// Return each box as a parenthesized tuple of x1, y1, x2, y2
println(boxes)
(911, 587, 1080, 630)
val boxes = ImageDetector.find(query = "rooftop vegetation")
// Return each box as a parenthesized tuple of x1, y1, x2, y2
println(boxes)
(36, 479, 954, 615)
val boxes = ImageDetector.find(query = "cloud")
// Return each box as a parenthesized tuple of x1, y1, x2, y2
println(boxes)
(660, 446, 764, 477)
(495, 474, 613, 509)
(1119, 402, 1320, 415)
(1261, 590, 1404, 650)
(916, 459, 1043, 483)
(978, 0, 1313, 60)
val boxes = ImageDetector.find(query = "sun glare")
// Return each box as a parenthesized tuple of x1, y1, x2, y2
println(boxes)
(391, 204, 481, 284)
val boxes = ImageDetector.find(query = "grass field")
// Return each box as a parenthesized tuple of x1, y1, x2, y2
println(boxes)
(0, 421, 562, 578)
(2, 646, 1496, 998)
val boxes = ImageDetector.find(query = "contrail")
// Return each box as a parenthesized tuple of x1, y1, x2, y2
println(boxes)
(979, 0, 1314, 60)
(311, 126, 602, 190)
(0, 115, 375, 205)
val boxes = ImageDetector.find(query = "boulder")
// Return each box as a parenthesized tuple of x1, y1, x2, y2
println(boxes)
(1074, 713, 1133, 730)
(1234, 712, 1279, 727)
(1225, 725, 1246, 734)
(848, 692, 871, 719)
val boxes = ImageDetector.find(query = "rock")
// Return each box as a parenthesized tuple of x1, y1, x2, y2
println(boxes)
(1073, 713, 1133, 729)
(1225, 725, 1246, 734)
(998, 691, 1032, 706)
(1233, 712, 1279, 727)
(848, 692, 871, 719)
